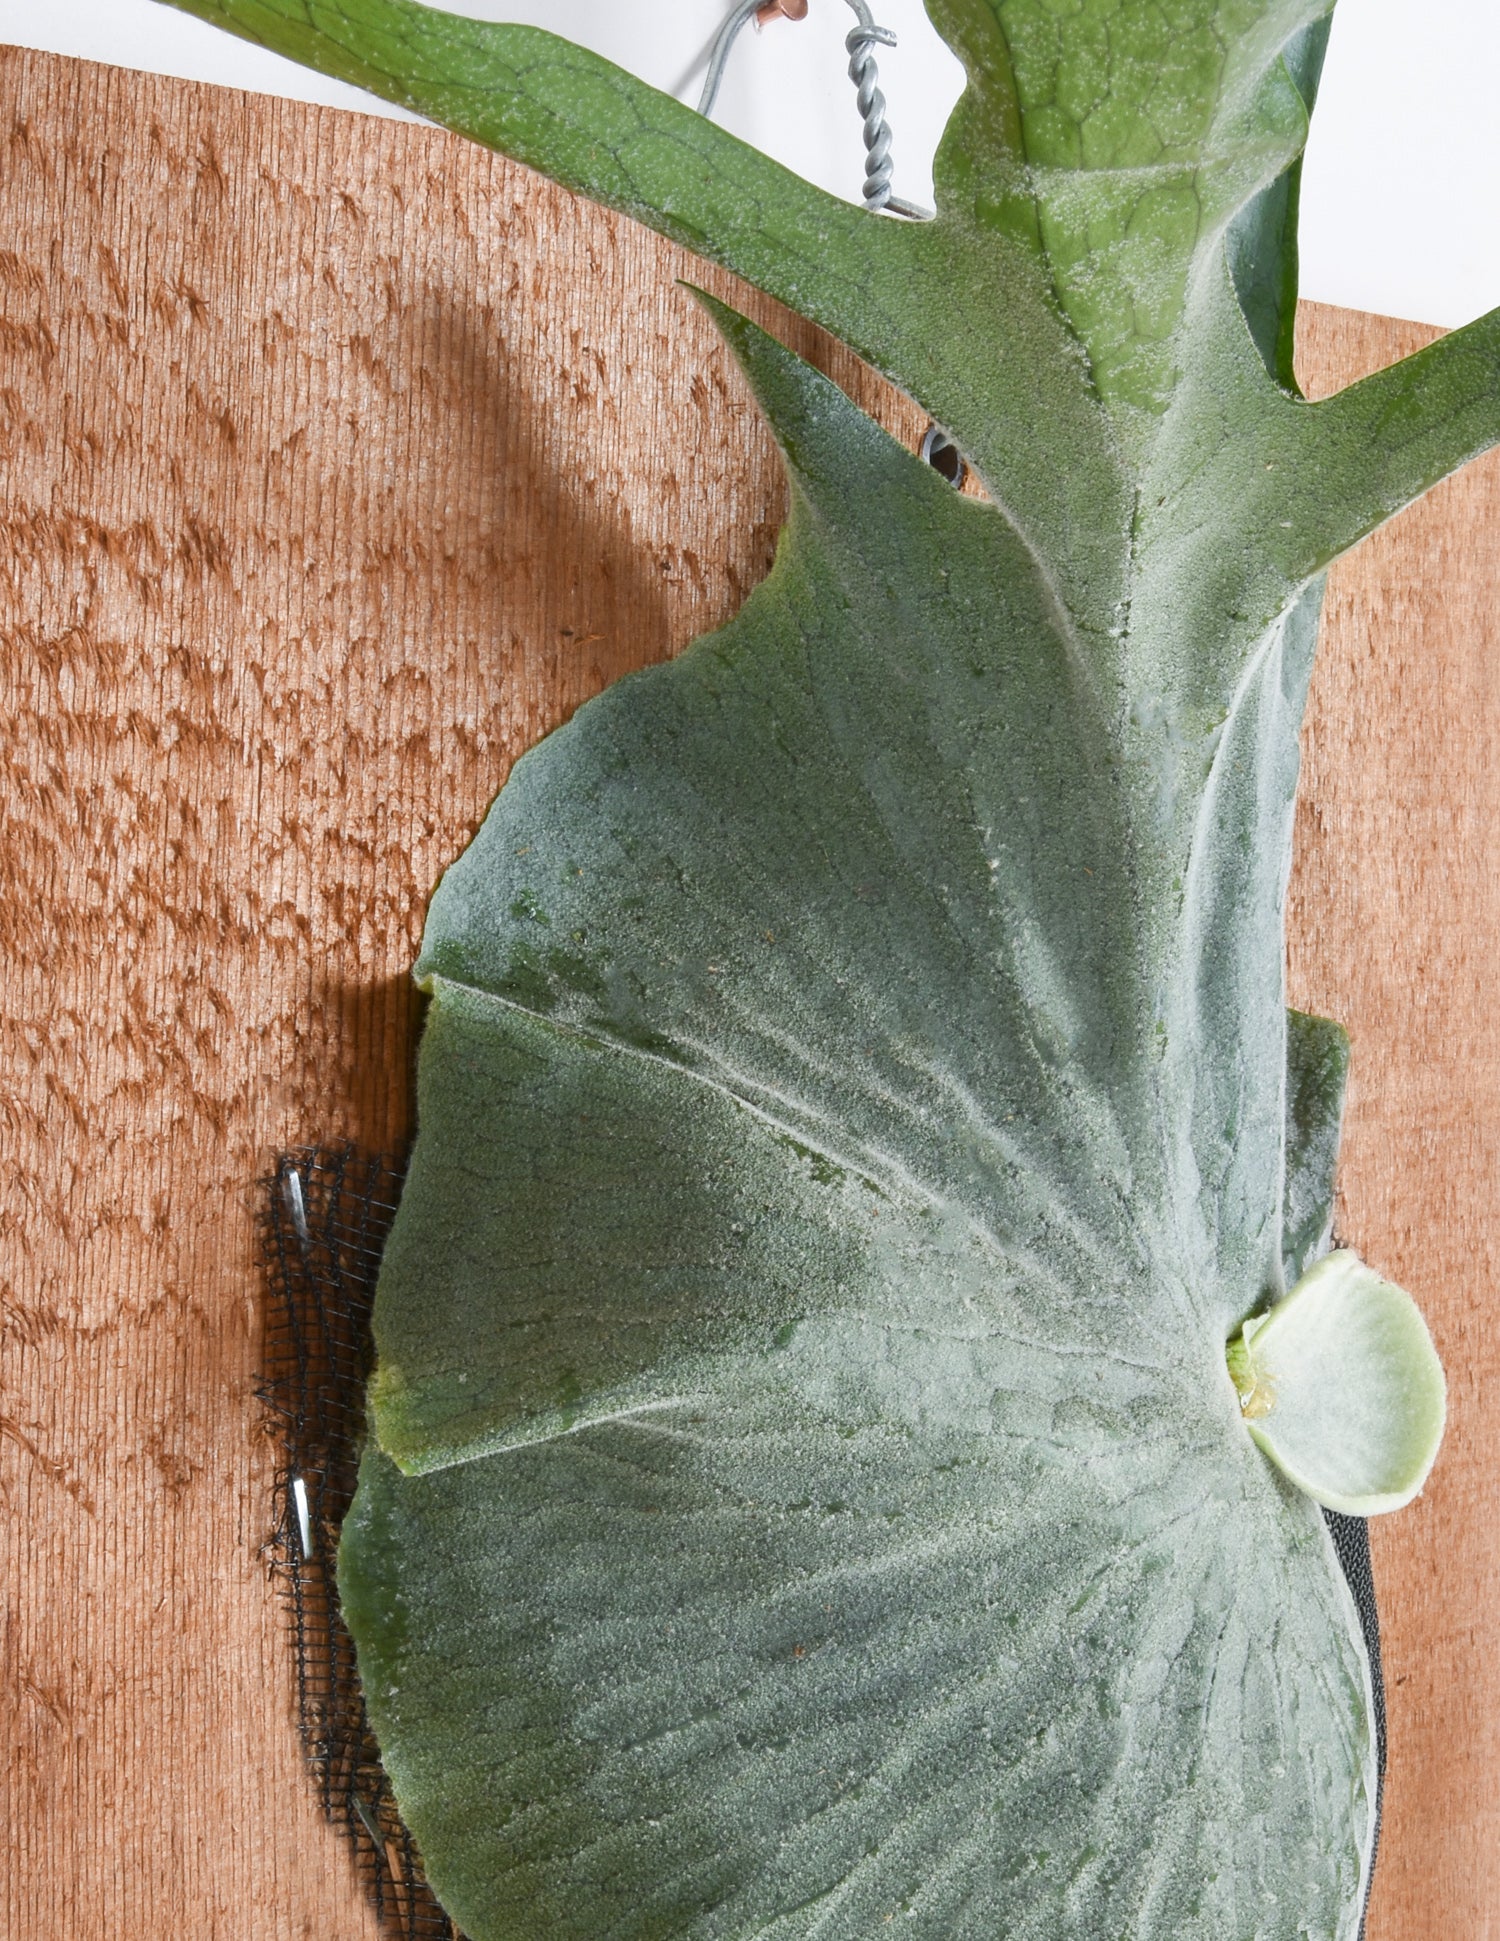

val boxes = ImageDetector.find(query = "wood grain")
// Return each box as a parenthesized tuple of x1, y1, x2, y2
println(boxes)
(1293, 306, 1500, 1941)
(0, 45, 1492, 1941)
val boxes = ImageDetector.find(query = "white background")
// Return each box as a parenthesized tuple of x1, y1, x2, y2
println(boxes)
(4, 0, 1497, 329)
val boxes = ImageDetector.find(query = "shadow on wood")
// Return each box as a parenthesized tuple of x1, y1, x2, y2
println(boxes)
(0, 43, 1495, 1941)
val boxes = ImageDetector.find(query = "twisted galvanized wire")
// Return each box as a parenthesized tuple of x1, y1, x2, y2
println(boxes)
(844, 2, 899, 212)
(698, 0, 933, 219)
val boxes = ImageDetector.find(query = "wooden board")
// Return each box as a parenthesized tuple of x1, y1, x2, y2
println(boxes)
(0, 45, 1492, 1941)
(1292, 307, 1500, 1941)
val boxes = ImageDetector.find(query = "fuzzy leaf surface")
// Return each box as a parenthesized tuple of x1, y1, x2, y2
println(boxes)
(1235, 1250, 1447, 1515)
(143, 2, 1500, 1936)
(341, 307, 1378, 1939)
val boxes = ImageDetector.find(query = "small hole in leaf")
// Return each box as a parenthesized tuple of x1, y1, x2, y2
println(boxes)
(920, 424, 966, 488)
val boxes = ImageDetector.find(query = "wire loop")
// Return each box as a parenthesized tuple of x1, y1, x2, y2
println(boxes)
(698, 0, 934, 220)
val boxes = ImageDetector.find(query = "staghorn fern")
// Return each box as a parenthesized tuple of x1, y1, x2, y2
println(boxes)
(159, 3, 1480, 1934)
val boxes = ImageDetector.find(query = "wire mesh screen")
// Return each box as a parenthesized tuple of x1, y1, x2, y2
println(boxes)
(1326, 1502, 1387, 1937)
(259, 1146, 1385, 1940)
(261, 1145, 462, 1941)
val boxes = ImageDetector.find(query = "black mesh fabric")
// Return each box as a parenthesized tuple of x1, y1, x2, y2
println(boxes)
(1324, 1507, 1386, 1938)
(261, 1146, 1385, 1938)
(262, 1147, 462, 1940)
